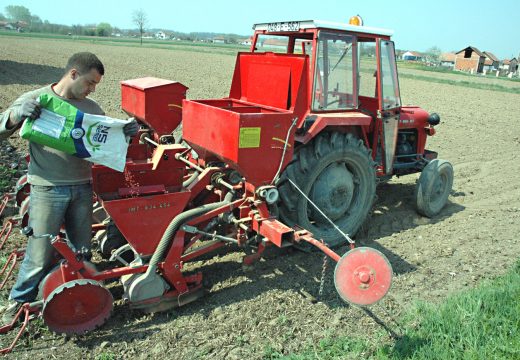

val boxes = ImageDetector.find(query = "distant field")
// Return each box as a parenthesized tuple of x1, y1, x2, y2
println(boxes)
(0, 30, 247, 56)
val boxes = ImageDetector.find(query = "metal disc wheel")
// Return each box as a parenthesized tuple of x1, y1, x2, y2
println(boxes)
(100, 221, 128, 259)
(334, 247, 392, 306)
(42, 279, 113, 335)
(415, 159, 453, 217)
(278, 132, 376, 247)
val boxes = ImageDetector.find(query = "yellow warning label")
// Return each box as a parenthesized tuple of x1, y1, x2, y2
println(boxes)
(239, 127, 261, 148)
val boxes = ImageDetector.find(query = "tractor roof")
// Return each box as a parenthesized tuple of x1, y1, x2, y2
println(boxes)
(253, 20, 393, 37)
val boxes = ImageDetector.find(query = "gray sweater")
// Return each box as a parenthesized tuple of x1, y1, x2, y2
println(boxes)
(0, 84, 104, 185)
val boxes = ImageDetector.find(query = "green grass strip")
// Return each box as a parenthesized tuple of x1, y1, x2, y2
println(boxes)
(398, 73, 520, 94)
(383, 260, 520, 359)
(264, 260, 520, 359)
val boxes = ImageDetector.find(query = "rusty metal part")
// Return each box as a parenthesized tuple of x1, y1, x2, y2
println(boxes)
(0, 194, 12, 219)
(14, 174, 30, 207)
(0, 219, 16, 251)
(18, 196, 30, 228)
(42, 279, 113, 335)
(0, 301, 42, 355)
(0, 250, 24, 291)
(334, 247, 392, 306)
(318, 253, 329, 298)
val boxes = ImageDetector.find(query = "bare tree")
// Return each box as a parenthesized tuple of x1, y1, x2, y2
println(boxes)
(132, 9, 148, 45)
(424, 46, 442, 64)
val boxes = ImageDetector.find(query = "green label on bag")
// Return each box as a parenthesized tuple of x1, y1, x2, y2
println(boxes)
(19, 93, 81, 155)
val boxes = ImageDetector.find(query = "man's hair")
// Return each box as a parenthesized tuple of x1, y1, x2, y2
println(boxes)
(64, 52, 104, 76)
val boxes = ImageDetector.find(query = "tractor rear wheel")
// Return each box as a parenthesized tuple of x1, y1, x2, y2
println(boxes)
(278, 132, 376, 248)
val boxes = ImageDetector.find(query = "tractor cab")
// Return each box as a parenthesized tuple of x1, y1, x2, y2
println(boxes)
(249, 19, 432, 176)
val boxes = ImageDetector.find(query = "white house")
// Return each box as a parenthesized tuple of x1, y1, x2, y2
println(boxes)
(402, 51, 423, 61)
(155, 31, 167, 40)
(240, 37, 253, 46)
(213, 36, 226, 44)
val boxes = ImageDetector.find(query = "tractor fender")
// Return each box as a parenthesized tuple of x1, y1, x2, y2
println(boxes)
(295, 112, 372, 145)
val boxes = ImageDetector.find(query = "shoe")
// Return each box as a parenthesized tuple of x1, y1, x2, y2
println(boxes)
(1, 300, 23, 326)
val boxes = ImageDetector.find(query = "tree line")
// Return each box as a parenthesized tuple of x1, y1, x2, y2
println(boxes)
(1, 5, 127, 37)
(0, 5, 246, 45)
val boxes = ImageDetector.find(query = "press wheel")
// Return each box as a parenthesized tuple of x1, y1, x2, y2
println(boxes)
(42, 279, 113, 335)
(334, 247, 392, 306)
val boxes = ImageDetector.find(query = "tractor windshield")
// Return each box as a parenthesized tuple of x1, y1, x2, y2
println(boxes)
(380, 40, 401, 110)
(312, 31, 357, 111)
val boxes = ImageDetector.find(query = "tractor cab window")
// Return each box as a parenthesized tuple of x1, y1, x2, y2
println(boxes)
(358, 41, 377, 99)
(312, 31, 357, 111)
(255, 35, 289, 53)
(302, 40, 312, 55)
(380, 40, 401, 110)
(254, 34, 311, 54)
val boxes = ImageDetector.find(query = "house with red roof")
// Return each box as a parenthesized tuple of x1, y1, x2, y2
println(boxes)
(483, 51, 499, 72)
(454, 46, 485, 73)
(440, 53, 456, 68)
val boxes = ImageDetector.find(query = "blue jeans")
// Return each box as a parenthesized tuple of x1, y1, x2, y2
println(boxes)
(9, 183, 93, 303)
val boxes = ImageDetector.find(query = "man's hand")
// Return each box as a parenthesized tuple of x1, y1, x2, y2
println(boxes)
(123, 118, 139, 137)
(12, 99, 41, 124)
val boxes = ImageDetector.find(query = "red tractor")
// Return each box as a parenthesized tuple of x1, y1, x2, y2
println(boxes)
(1, 18, 452, 343)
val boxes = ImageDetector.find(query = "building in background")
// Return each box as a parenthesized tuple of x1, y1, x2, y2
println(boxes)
(402, 51, 423, 61)
(454, 46, 485, 73)
(500, 58, 518, 74)
(440, 53, 456, 68)
(483, 51, 499, 72)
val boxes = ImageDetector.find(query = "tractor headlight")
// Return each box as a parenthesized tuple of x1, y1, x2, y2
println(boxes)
(427, 113, 440, 126)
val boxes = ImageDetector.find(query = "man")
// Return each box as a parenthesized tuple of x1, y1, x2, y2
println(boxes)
(0, 52, 138, 323)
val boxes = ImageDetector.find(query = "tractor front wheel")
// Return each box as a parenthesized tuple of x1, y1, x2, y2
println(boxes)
(278, 132, 376, 248)
(415, 159, 453, 217)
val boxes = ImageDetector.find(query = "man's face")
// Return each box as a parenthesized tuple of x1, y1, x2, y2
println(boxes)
(70, 68, 102, 99)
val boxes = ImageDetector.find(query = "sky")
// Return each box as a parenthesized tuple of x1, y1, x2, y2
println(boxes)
(1, 0, 519, 59)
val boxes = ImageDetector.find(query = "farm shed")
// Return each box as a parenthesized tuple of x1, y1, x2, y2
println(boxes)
(483, 51, 499, 72)
(440, 53, 456, 67)
(500, 58, 518, 74)
(454, 46, 485, 73)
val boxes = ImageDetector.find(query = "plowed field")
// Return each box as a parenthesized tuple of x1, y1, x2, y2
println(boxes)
(1, 35, 520, 359)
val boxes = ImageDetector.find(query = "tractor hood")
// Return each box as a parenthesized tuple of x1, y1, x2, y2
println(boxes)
(399, 106, 431, 128)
